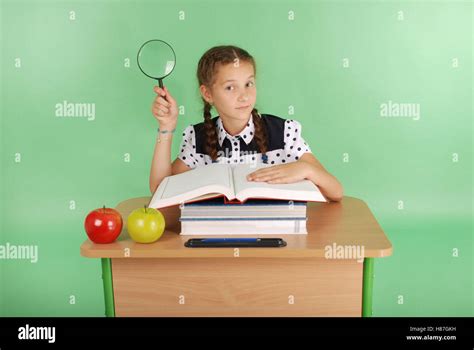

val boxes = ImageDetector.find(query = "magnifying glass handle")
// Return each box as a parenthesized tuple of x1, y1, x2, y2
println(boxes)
(157, 78, 167, 101)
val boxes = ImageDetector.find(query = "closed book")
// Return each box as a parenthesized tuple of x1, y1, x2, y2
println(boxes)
(181, 197, 306, 219)
(180, 218, 307, 235)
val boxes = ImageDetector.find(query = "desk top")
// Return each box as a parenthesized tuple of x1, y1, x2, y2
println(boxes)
(80, 196, 392, 259)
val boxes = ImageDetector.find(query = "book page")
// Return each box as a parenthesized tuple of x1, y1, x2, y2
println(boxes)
(231, 163, 268, 195)
(232, 163, 328, 203)
(149, 163, 234, 208)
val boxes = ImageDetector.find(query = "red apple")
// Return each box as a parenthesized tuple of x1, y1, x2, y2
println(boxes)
(84, 205, 123, 244)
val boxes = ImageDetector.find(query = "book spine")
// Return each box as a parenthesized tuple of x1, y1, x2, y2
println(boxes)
(224, 197, 244, 204)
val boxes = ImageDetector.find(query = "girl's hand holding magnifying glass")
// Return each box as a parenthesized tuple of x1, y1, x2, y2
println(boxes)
(151, 85, 179, 130)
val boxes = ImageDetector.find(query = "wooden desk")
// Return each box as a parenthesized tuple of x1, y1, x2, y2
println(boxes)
(80, 196, 392, 317)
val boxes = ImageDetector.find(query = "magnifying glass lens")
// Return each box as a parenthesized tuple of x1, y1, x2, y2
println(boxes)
(137, 40, 176, 87)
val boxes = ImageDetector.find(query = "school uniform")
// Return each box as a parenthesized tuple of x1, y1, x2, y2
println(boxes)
(177, 113, 312, 168)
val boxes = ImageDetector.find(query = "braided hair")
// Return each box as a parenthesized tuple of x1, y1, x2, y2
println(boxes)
(197, 45, 268, 161)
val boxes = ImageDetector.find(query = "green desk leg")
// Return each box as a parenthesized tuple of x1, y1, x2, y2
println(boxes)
(101, 258, 115, 317)
(362, 258, 374, 317)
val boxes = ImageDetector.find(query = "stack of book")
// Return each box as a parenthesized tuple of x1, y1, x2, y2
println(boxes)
(148, 163, 328, 235)
(180, 197, 308, 235)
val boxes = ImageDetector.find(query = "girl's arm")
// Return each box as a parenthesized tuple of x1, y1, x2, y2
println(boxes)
(246, 152, 344, 202)
(149, 130, 174, 194)
(149, 85, 182, 194)
(298, 153, 344, 202)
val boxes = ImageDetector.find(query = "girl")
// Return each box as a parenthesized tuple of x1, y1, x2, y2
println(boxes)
(149, 45, 343, 202)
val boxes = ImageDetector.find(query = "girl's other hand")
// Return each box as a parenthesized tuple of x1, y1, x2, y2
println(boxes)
(246, 162, 312, 184)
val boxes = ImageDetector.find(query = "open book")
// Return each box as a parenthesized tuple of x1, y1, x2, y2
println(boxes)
(148, 163, 328, 209)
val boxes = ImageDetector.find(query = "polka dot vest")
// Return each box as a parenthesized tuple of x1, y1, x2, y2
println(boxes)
(177, 113, 311, 169)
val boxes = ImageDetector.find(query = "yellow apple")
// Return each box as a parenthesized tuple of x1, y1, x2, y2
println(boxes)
(127, 206, 165, 243)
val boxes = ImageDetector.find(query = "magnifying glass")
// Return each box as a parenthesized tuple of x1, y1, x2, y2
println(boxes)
(137, 39, 176, 90)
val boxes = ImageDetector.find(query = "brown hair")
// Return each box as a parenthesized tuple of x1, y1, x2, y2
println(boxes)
(196, 45, 268, 161)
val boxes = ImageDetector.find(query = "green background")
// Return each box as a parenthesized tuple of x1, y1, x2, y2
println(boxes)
(0, 0, 472, 316)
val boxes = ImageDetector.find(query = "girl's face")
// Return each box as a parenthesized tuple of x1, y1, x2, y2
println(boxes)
(200, 61, 257, 122)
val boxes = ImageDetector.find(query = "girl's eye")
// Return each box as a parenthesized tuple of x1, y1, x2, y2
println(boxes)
(225, 82, 254, 91)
